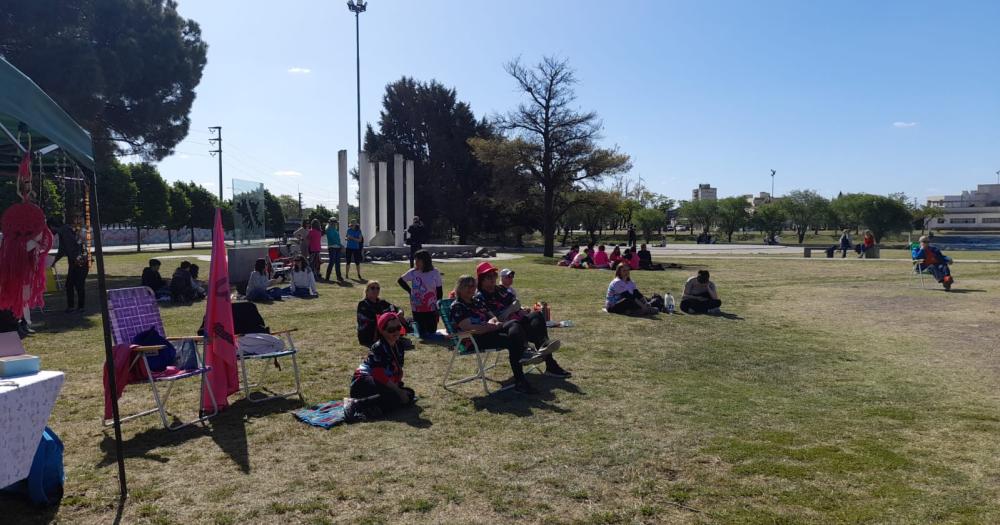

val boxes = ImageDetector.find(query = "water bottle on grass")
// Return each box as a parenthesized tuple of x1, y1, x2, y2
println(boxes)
(665, 292, 675, 314)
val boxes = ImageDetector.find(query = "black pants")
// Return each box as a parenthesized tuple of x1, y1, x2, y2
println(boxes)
(65, 264, 89, 309)
(409, 243, 422, 268)
(325, 247, 342, 281)
(608, 294, 645, 315)
(680, 297, 722, 314)
(474, 318, 556, 381)
(350, 377, 415, 415)
(413, 310, 438, 337)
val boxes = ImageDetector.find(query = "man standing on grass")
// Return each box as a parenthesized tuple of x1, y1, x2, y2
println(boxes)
(325, 220, 343, 282)
(405, 216, 426, 269)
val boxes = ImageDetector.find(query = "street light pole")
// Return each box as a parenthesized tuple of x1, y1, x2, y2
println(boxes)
(770, 169, 776, 201)
(347, 0, 367, 157)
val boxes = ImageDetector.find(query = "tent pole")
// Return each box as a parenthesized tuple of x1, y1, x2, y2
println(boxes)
(86, 165, 128, 499)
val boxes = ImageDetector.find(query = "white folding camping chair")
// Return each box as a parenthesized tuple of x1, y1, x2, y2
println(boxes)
(437, 298, 542, 395)
(231, 302, 303, 403)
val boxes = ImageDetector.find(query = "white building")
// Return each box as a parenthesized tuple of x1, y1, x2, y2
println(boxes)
(926, 184, 1000, 230)
(692, 184, 717, 202)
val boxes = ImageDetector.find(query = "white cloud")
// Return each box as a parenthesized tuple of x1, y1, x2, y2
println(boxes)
(274, 170, 302, 177)
(287, 67, 312, 74)
(893, 121, 918, 128)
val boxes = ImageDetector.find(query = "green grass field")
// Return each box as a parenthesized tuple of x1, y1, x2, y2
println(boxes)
(6, 248, 1000, 524)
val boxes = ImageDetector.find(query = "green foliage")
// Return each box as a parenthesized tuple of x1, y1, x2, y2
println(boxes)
(276, 194, 299, 221)
(752, 203, 787, 240)
(0, 178, 63, 221)
(717, 196, 751, 243)
(632, 207, 665, 242)
(0, 0, 208, 160)
(263, 190, 285, 238)
(95, 160, 137, 225)
(365, 78, 496, 243)
(307, 204, 333, 226)
(778, 190, 830, 243)
(166, 182, 192, 231)
(830, 193, 867, 231)
(130, 163, 170, 229)
(678, 199, 719, 232)
(859, 195, 913, 243)
(473, 57, 631, 256)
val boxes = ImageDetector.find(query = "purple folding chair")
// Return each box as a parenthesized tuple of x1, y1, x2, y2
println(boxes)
(103, 286, 217, 431)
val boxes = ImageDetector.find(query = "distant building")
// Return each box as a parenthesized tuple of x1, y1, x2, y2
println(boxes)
(926, 184, 1000, 230)
(691, 184, 717, 202)
(745, 192, 772, 208)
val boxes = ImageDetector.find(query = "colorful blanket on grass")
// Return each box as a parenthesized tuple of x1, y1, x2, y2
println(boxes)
(293, 400, 350, 429)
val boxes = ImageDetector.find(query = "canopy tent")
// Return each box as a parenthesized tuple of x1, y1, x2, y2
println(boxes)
(0, 57, 128, 498)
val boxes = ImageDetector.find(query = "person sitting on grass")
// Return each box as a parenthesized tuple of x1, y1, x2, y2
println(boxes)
(912, 235, 955, 291)
(609, 245, 624, 269)
(605, 264, 659, 316)
(287, 256, 318, 298)
(397, 249, 443, 339)
(570, 249, 590, 269)
(475, 262, 569, 378)
(349, 312, 416, 420)
(246, 258, 283, 302)
(170, 261, 202, 302)
(592, 245, 610, 269)
(189, 263, 207, 298)
(357, 280, 406, 347)
(681, 270, 722, 314)
(451, 275, 549, 394)
(620, 247, 640, 271)
(558, 244, 579, 266)
(637, 243, 664, 270)
(141, 259, 169, 298)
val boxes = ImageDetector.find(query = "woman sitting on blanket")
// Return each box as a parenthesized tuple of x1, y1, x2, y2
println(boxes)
(288, 256, 318, 297)
(357, 280, 407, 346)
(246, 258, 283, 302)
(451, 275, 557, 395)
(474, 262, 569, 379)
(605, 264, 659, 316)
(349, 311, 416, 419)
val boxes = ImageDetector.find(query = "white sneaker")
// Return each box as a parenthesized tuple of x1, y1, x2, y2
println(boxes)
(537, 340, 561, 356)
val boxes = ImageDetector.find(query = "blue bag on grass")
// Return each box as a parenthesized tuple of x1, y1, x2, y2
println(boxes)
(1, 427, 64, 505)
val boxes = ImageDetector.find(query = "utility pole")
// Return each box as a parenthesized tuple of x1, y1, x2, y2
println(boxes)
(995, 169, 999, 185)
(208, 126, 223, 202)
(298, 191, 303, 218)
(347, 1, 367, 157)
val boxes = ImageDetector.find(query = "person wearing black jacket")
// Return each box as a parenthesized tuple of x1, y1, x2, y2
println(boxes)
(50, 219, 88, 313)
(404, 216, 426, 268)
(141, 259, 169, 296)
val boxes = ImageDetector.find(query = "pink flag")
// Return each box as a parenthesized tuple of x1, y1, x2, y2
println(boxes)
(202, 208, 239, 411)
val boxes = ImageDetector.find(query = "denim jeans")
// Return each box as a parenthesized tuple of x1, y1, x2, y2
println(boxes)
(325, 247, 342, 280)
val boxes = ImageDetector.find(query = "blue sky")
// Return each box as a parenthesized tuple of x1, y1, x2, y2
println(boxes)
(160, 0, 1000, 207)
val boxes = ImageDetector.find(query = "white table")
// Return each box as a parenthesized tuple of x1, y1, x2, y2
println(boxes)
(0, 371, 64, 488)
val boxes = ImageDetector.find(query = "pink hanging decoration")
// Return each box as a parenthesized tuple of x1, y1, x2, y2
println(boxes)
(0, 202, 54, 317)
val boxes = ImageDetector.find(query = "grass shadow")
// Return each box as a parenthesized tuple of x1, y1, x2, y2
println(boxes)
(383, 403, 433, 429)
(98, 422, 211, 467)
(944, 288, 987, 294)
(470, 376, 581, 417)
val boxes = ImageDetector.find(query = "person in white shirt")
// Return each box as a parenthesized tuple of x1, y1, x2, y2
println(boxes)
(288, 256, 318, 297)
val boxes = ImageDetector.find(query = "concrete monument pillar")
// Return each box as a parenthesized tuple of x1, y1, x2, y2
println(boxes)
(394, 154, 405, 247)
(365, 161, 377, 242)
(338, 150, 348, 238)
(405, 160, 415, 225)
(378, 161, 388, 231)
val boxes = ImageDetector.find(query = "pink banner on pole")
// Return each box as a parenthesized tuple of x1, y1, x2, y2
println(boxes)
(202, 208, 239, 411)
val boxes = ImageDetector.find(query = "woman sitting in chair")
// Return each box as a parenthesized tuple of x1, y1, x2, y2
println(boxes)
(356, 281, 406, 346)
(474, 262, 569, 378)
(349, 312, 416, 419)
(912, 235, 955, 291)
(451, 275, 545, 394)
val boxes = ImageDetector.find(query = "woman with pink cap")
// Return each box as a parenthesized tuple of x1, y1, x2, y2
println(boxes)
(350, 311, 416, 418)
